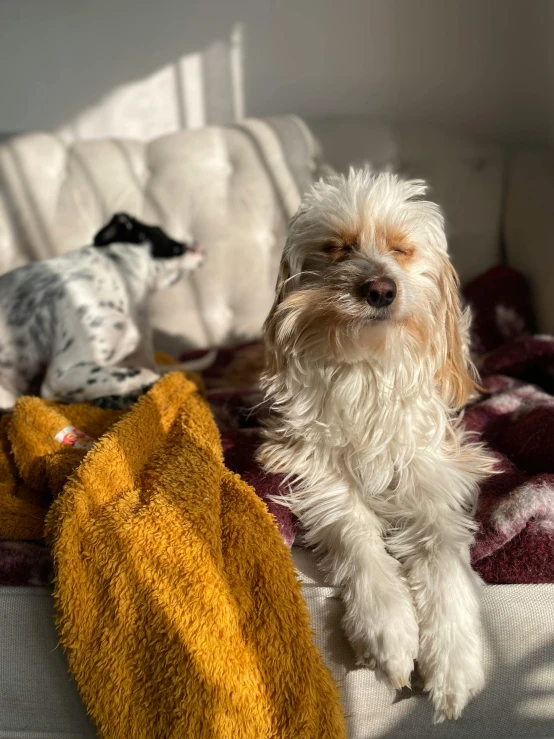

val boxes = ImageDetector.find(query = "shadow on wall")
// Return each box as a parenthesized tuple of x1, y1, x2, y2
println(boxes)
(3, 0, 554, 143)
(57, 25, 244, 141)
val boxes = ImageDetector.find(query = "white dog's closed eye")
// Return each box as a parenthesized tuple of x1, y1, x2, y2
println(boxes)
(258, 169, 495, 722)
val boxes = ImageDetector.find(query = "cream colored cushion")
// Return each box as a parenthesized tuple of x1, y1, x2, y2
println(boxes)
(0, 117, 322, 351)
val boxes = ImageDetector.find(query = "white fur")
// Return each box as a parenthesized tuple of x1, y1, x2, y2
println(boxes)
(258, 169, 495, 722)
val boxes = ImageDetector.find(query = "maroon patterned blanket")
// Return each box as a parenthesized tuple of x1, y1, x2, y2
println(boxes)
(2, 265, 554, 585)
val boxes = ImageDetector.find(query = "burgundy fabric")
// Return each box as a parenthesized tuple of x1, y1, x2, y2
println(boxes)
(463, 268, 554, 582)
(0, 541, 51, 586)
(4, 266, 554, 585)
(464, 265, 535, 354)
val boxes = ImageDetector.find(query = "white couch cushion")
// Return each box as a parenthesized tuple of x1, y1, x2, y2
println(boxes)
(0, 116, 322, 351)
(308, 117, 505, 285)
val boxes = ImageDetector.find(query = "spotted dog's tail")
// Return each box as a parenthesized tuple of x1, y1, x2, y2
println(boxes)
(156, 350, 218, 375)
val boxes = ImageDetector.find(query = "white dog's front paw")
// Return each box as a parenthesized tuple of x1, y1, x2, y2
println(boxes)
(343, 593, 419, 690)
(428, 665, 484, 723)
(421, 634, 485, 722)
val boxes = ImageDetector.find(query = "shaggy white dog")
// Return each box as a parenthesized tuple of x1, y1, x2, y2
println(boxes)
(258, 169, 495, 722)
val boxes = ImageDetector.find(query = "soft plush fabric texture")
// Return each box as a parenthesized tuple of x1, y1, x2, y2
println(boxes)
(462, 267, 554, 583)
(0, 372, 346, 739)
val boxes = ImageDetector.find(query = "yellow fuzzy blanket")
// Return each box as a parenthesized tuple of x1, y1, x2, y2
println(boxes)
(0, 372, 346, 738)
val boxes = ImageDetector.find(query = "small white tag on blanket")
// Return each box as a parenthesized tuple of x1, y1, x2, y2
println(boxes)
(54, 425, 94, 451)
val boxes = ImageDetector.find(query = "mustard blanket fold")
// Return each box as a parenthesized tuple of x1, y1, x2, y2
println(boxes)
(0, 372, 346, 738)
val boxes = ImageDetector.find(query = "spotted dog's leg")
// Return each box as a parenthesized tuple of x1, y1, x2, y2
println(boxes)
(41, 307, 158, 403)
(0, 383, 17, 410)
(121, 307, 158, 372)
(42, 363, 159, 404)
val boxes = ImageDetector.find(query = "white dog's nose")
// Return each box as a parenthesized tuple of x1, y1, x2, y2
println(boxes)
(361, 278, 397, 308)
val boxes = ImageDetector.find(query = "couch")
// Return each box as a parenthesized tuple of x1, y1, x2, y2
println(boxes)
(0, 116, 553, 738)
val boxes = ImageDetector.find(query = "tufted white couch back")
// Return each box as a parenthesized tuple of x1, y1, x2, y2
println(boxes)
(0, 117, 322, 351)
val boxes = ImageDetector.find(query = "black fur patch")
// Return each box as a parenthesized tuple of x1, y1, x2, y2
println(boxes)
(58, 337, 74, 354)
(93, 212, 194, 260)
(92, 384, 153, 410)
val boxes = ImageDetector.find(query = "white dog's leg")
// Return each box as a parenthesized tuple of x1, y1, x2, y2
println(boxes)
(389, 470, 484, 722)
(297, 478, 419, 689)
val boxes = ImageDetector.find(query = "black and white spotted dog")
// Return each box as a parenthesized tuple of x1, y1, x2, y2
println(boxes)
(0, 213, 210, 409)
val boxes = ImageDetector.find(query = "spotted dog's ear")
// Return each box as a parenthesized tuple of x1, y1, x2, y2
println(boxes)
(144, 226, 186, 258)
(93, 213, 189, 259)
(93, 213, 143, 247)
(93, 223, 117, 248)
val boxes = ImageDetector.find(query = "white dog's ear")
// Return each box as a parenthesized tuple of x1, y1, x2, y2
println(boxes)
(436, 255, 479, 410)
(263, 256, 292, 374)
(274, 258, 292, 305)
(265, 257, 291, 333)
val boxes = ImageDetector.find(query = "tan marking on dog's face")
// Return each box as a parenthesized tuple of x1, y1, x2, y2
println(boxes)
(373, 225, 415, 266)
(322, 222, 416, 267)
(274, 286, 356, 356)
(321, 222, 362, 261)
(401, 316, 427, 347)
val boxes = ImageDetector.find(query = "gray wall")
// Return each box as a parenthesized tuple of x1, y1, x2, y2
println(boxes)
(0, 0, 552, 142)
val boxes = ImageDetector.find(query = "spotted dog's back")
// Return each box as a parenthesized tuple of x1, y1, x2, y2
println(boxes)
(0, 248, 137, 404)
(0, 236, 202, 409)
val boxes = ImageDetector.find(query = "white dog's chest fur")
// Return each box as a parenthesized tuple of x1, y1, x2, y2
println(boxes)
(267, 359, 451, 510)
